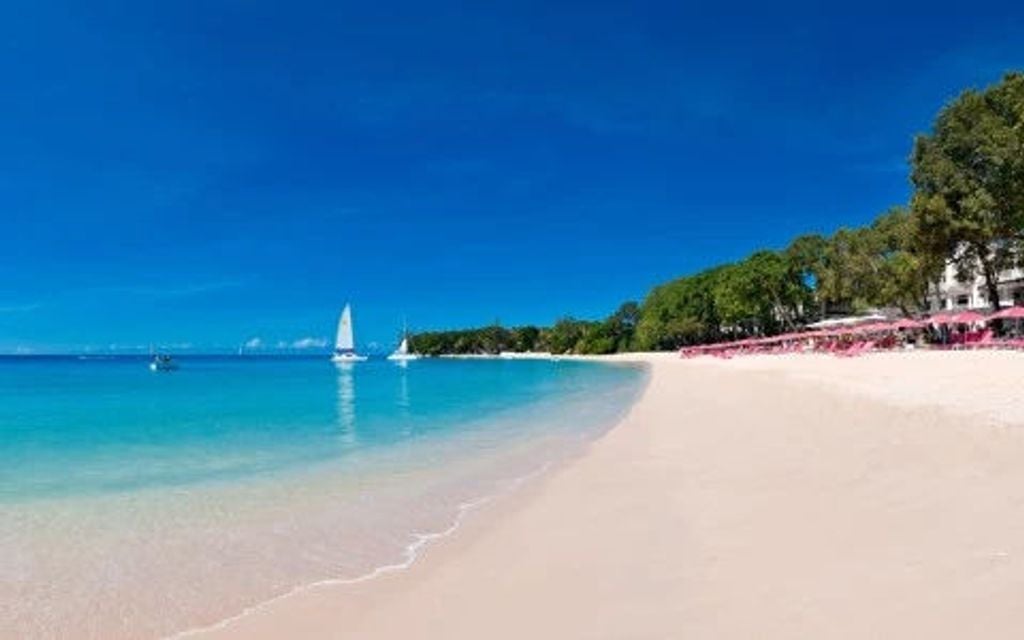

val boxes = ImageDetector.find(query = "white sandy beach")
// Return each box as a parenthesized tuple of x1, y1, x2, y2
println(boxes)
(198, 350, 1024, 639)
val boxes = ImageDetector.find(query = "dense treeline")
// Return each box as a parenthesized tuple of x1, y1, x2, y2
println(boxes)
(411, 73, 1024, 355)
(411, 303, 639, 356)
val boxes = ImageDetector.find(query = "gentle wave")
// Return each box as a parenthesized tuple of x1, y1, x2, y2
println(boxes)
(169, 461, 552, 639)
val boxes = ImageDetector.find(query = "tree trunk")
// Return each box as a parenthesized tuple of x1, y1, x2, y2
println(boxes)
(986, 277, 1002, 311)
(978, 254, 1002, 311)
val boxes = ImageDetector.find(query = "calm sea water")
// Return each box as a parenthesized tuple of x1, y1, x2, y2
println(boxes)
(0, 356, 646, 638)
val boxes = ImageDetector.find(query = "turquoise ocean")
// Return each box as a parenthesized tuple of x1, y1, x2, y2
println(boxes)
(0, 356, 646, 638)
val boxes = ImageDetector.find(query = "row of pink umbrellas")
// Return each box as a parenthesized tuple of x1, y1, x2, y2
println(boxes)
(682, 306, 1024, 354)
(933, 307, 1024, 323)
(810, 307, 1024, 335)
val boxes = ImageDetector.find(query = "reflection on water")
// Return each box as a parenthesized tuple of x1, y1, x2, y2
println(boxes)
(397, 366, 410, 411)
(335, 363, 356, 446)
(395, 364, 413, 437)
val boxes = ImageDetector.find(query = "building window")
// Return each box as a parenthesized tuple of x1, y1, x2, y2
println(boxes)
(956, 295, 969, 307)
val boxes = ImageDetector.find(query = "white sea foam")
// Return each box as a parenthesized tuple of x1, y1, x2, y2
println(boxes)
(168, 462, 551, 639)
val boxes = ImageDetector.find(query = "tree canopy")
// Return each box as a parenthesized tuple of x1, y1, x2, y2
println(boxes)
(911, 72, 1024, 310)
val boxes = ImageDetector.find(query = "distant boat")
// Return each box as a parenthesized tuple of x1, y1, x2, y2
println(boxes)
(387, 330, 419, 361)
(331, 304, 367, 363)
(149, 354, 178, 372)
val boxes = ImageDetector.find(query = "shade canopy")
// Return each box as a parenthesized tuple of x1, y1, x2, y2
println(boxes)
(854, 321, 892, 334)
(950, 310, 986, 324)
(892, 318, 925, 330)
(990, 306, 1024, 320)
(929, 311, 987, 324)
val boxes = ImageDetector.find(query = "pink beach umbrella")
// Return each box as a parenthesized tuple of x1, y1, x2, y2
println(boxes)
(950, 310, 986, 325)
(989, 306, 1024, 338)
(854, 321, 891, 334)
(990, 306, 1024, 320)
(892, 318, 925, 330)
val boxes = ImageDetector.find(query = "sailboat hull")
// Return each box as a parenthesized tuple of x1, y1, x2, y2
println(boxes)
(386, 353, 419, 361)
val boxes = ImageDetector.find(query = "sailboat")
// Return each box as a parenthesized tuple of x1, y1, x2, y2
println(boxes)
(387, 327, 419, 361)
(331, 304, 367, 363)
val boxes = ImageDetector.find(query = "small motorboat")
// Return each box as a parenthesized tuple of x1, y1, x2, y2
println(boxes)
(149, 354, 179, 372)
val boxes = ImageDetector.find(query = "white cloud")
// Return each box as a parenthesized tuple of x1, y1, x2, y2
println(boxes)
(245, 336, 329, 351)
(291, 337, 328, 349)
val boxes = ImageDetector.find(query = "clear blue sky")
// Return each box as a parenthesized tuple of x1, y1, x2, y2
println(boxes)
(2, 1, 1023, 353)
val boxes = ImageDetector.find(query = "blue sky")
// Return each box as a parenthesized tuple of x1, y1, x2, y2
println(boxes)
(2, 1, 1023, 353)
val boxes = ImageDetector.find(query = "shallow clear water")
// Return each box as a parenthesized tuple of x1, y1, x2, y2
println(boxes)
(0, 356, 646, 638)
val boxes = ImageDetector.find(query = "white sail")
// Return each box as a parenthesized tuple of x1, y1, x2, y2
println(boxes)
(335, 304, 355, 352)
(332, 304, 366, 362)
(387, 328, 419, 361)
(331, 304, 366, 362)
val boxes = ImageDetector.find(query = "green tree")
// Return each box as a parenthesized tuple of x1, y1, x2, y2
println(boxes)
(785, 234, 829, 318)
(911, 72, 1024, 310)
(510, 326, 541, 352)
(634, 268, 723, 349)
(818, 227, 871, 313)
(603, 301, 640, 352)
(576, 324, 616, 354)
(547, 317, 589, 354)
(712, 251, 808, 336)
(868, 207, 940, 314)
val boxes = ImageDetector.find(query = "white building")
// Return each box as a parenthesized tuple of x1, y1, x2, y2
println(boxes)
(928, 260, 1024, 311)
